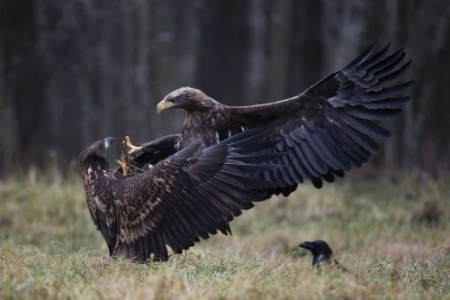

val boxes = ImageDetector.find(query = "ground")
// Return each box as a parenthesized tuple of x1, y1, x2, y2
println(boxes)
(0, 169, 449, 299)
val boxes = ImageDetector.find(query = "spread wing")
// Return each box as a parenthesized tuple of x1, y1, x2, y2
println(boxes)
(113, 129, 285, 261)
(80, 138, 120, 256)
(225, 44, 412, 189)
(84, 177, 119, 255)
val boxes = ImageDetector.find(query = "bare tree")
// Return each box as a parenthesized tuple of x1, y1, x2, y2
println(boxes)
(0, 0, 449, 175)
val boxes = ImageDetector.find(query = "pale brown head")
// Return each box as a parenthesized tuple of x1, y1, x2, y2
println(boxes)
(157, 87, 215, 114)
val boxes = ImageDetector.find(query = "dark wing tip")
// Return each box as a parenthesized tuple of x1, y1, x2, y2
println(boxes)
(344, 42, 380, 70)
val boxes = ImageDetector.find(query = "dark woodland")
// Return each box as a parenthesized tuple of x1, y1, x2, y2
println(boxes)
(1, 0, 449, 176)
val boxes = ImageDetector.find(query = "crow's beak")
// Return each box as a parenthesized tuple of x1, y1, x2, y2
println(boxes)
(299, 241, 315, 251)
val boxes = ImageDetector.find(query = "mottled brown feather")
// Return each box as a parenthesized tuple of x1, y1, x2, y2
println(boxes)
(79, 130, 286, 262)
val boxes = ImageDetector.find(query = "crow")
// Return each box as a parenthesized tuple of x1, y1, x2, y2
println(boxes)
(299, 240, 348, 272)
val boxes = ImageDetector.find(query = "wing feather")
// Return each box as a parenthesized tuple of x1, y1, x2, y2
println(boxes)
(112, 129, 286, 261)
(83, 177, 118, 256)
(221, 44, 411, 193)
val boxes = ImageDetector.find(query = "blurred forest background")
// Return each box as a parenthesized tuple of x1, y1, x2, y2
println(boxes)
(0, 0, 449, 176)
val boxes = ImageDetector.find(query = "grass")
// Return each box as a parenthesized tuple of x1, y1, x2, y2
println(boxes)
(0, 169, 449, 299)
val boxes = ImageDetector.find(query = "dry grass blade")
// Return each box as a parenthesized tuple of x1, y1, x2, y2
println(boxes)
(0, 171, 449, 299)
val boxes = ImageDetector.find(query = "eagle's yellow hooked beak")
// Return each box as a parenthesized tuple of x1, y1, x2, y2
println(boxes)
(156, 100, 166, 114)
(156, 98, 175, 114)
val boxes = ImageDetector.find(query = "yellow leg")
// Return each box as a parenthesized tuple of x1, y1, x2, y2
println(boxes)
(123, 135, 142, 154)
(116, 153, 131, 177)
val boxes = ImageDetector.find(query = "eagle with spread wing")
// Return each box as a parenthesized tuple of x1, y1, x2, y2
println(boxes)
(80, 130, 286, 262)
(146, 44, 412, 196)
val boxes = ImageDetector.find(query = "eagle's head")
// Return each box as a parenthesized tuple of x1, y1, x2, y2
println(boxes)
(79, 137, 115, 165)
(157, 87, 216, 114)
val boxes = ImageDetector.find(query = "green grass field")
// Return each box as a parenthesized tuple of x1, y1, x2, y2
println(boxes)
(0, 170, 449, 299)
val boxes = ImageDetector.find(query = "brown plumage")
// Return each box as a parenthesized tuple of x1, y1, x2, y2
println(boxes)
(156, 44, 412, 196)
(79, 130, 286, 262)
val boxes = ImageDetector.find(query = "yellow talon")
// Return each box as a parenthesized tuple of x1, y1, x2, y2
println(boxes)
(117, 153, 131, 177)
(123, 135, 142, 154)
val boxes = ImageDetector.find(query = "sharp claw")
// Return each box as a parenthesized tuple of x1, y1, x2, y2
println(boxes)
(123, 135, 142, 154)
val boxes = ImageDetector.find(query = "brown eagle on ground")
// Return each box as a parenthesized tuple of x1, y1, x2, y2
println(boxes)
(79, 130, 287, 262)
(146, 44, 412, 196)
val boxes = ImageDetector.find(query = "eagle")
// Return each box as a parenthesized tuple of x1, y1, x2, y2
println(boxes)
(79, 130, 288, 262)
(148, 44, 412, 196)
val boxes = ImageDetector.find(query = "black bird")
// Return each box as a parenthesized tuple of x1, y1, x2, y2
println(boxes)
(299, 240, 348, 272)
